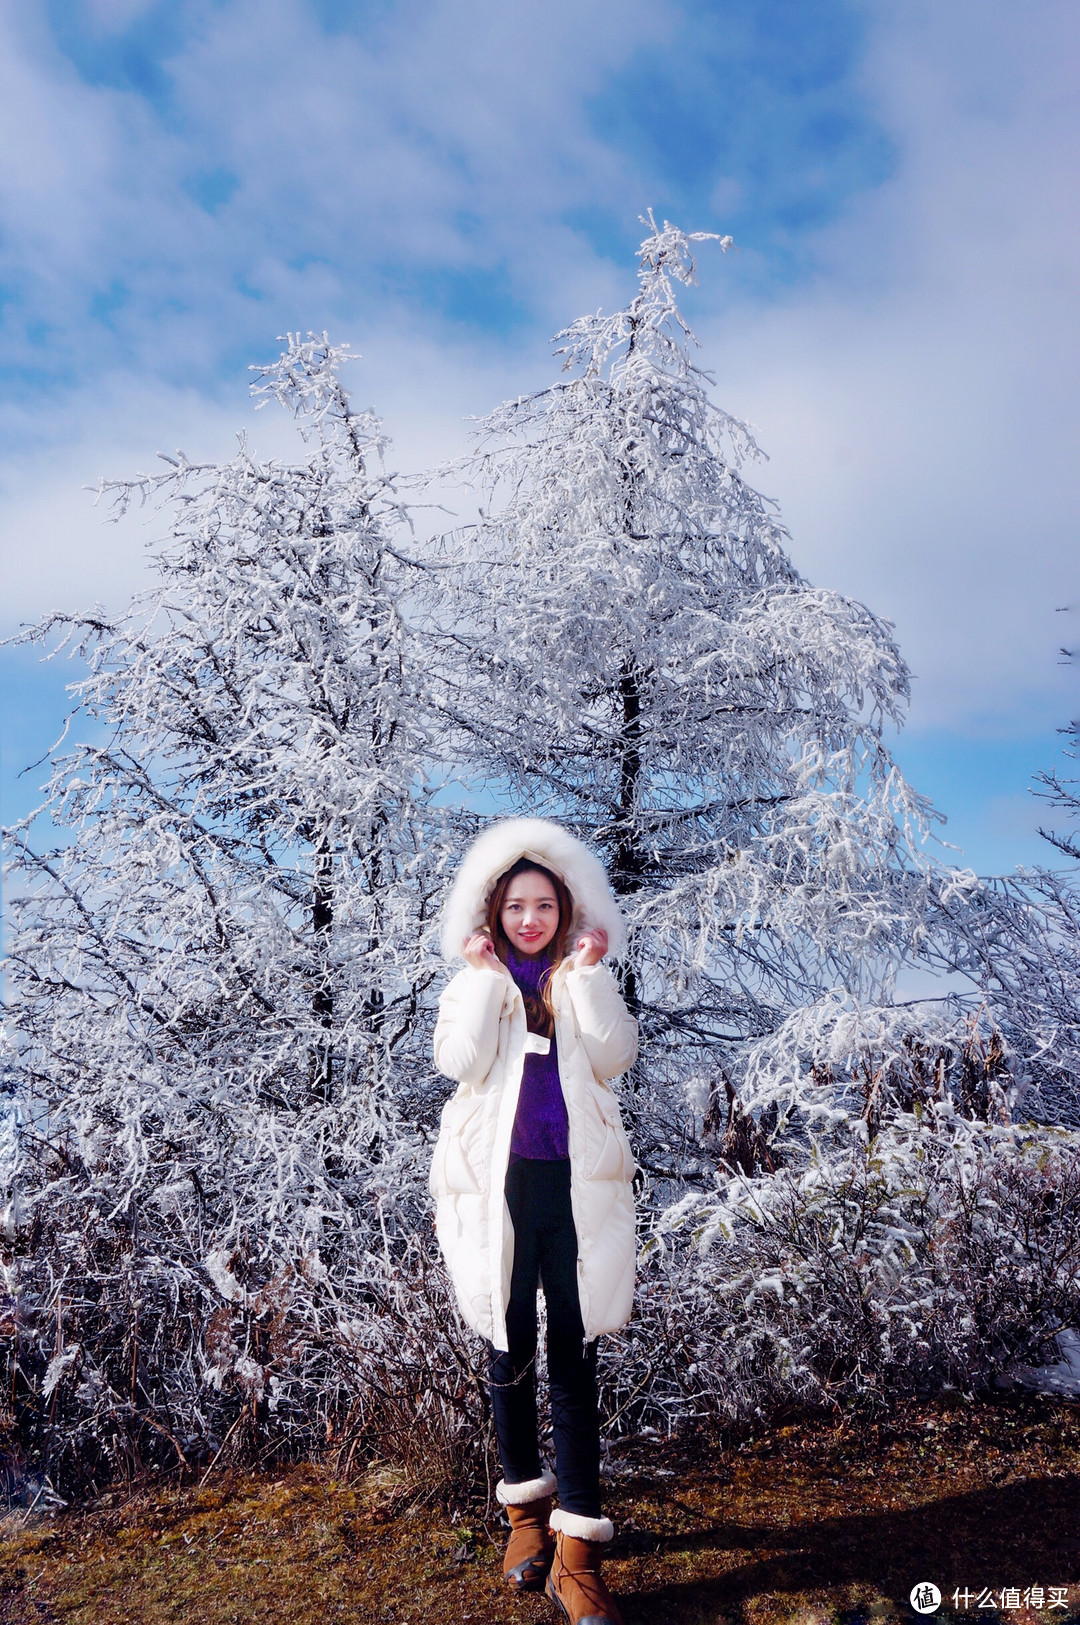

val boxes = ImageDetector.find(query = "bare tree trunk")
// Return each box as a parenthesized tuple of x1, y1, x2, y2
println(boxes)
(310, 831, 334, 1102)
(614, 661, 644, 1016)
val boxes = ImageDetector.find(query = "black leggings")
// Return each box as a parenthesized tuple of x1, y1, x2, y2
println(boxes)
(488, 1157, 601, 1518)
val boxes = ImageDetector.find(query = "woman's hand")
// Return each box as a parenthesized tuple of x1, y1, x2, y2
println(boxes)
(463, 931, 504, 973)
(573, 927, 608, 969)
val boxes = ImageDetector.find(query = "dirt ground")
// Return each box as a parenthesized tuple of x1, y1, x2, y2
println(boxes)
(2, 1393, 1078, 1625)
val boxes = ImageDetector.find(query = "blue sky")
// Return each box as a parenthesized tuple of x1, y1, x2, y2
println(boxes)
(2, 0, 1079, 874)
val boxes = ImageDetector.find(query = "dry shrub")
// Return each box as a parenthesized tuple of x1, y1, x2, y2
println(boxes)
(323, 1240, 496, 1507)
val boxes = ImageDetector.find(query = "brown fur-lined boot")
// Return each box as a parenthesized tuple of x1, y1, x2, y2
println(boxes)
(496, 1470, 557, 1591)
(546, 1511, 623, 1625)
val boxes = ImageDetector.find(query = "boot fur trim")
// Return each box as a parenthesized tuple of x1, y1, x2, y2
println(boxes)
(549, 1508, 615, 1543)
(496, 1470, 558, 1506)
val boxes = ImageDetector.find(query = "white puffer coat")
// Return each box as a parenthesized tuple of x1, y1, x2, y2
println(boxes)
(430, 820, 638, 1351)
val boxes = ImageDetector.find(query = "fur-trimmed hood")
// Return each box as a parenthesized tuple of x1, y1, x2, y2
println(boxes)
(439, 818, 626, 963)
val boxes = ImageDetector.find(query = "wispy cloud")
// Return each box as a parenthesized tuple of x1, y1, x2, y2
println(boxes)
(2, 0, 1078, 862)
(705, 0, 1080, 736)
(0, 0, 895, 609)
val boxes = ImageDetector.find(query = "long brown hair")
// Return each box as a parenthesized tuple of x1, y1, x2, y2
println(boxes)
(485, 857, 574, 1038)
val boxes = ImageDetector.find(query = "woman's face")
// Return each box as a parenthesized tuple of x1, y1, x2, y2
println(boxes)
(499, 869, 560, 957)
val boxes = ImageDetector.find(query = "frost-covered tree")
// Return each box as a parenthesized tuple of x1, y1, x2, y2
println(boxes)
(419, 218, 1080, 1425)
(6, 256, 1078, 1498)
(942, 700, 1080, 1128)
(435, 214, 980, 1170)
(899, 660, 1080, 1131)
(2, 338, 467, 1487)
(1035, 658, 1080, 863)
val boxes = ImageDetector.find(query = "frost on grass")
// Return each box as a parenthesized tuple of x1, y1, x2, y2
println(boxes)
(3, 228, 1079, 1500)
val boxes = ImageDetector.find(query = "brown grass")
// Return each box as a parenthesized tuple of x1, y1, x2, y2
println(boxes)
(2, 1394, 1079, 1624)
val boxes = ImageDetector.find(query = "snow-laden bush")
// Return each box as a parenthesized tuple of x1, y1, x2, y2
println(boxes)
(600, 1116, 1080, 1434)
(942, 867, 1080, 1128)
(9, 1166, 490, 1501)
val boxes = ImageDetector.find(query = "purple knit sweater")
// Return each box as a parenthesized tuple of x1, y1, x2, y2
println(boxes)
(506, 948, 569, 1161)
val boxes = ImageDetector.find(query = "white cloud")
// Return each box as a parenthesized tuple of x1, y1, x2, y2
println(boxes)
(0, 13, 129, 276)
(1, 379, 248, 629)
(0, 319, 533, 631)
(0, 0, 668, 624)
(706, 0, 1080, 735)
(0, 0, 660, 374)
(2, 0, 1078, 761)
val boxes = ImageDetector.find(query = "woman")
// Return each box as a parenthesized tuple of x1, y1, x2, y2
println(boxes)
(430, 818, 637, 1625)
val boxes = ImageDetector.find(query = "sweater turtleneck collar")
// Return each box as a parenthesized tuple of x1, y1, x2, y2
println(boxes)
(505, 945, 553, 996)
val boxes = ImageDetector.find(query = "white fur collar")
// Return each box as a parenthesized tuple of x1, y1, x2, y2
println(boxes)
(439, 817, 627, 963)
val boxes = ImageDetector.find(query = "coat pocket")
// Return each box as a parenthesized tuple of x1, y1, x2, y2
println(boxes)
(431, 1092, 487, 1196)
(584, 1080, 636, 1183)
